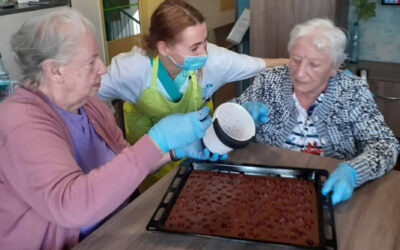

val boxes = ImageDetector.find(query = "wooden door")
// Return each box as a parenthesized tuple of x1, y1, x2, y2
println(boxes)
(249, 0, 348, 58)
(138, 0, 164, 34)
(347, 60, 400, 138)
(369, 80, 400, 138)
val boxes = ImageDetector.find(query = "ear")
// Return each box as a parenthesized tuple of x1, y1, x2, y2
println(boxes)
(157, 40, 171, 57)
(42, 59, 63, 83)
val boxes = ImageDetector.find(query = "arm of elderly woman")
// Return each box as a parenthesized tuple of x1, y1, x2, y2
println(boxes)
(0, 94, 168, 228)
(0, 91, 217, 229)
(340, 82, 399, 186)
(263, 58, 290, 67)
(229, 68, 399, 205)
(1, 132, 162, 228)
(323, 83, 399, 204)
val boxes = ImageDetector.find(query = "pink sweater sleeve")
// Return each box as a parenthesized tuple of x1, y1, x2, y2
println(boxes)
(1, 118, 162, 227)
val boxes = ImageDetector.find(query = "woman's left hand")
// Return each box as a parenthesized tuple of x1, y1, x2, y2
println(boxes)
(243, 101, 269, 126)
(175, 140, 227, 161)
(322, 163, 357, 205)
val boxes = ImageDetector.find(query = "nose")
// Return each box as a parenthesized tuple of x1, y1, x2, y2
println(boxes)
(198, 41, 207, 56)
(295, 61, 308, 79)
(98, 58, 107, 75)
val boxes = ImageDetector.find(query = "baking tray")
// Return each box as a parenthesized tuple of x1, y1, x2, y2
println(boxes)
(147, 159, 337, 249)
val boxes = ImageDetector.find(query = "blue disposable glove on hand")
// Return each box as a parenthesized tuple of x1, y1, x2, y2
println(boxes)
(175, 139, 228, 161)
(149, 106, 212, 152)
(242, 101, 269, 126)
(322, 163, 357, 205)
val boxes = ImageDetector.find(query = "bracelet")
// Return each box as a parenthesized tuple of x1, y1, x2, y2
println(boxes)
(169, 149, 179, 161)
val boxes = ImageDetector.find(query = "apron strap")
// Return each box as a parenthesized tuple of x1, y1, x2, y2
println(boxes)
(151, 56, 183, 102)
(189, 70, 198, 94)
(151, 56, 159, 89)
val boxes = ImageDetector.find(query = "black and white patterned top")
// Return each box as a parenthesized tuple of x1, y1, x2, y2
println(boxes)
(231, 66, 399, 187)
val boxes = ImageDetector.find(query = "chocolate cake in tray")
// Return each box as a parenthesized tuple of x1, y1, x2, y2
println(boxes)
(147, 160, 337, 249)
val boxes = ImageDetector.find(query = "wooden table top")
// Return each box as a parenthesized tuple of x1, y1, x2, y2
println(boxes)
(73, 143, 400, 250)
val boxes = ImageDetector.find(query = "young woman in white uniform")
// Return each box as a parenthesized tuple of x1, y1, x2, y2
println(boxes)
(98, 0, 288, 189)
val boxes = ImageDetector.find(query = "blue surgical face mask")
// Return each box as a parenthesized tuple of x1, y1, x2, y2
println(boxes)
(168, 45, 208, 71)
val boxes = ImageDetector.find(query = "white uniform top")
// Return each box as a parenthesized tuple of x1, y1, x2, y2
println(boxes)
(99, 43, 266, 103)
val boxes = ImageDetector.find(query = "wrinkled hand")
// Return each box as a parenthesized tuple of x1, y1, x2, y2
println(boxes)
(322, 163, 357, 205)
(149, 106, 212, 152)
(242, 101, 269, 126)
(175, 140, 228, 161)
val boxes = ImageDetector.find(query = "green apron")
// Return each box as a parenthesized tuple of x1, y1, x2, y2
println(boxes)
(123, 56, 204, 191)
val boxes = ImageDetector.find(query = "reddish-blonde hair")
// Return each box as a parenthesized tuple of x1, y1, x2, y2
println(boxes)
(140, 0, 205, 57)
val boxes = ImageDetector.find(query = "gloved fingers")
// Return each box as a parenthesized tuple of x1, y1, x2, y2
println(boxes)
(179, 148, 203, 160)
(258, 105, 268, 115)
(209, 152, 220, 161)
(200, 148, 211, 160)
(331, 179, 354, 205)
(249, 111, 259, 123)
(256, 105, 268, 124)
(219, 154, 228, 160)
(322, 175, 338, 195)
(243, 102, 256, 115)
(331, 191, 341, 206)
(259, 116, 268, 124)
(331, 181, 346, 205)
(193, 106, 210, 120)
(191, 151, 204, 160)
(193, 116, 212, 138)
(338, 179, 353, 201)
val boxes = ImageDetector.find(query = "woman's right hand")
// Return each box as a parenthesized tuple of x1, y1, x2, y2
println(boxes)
(148, 106, 212, 152)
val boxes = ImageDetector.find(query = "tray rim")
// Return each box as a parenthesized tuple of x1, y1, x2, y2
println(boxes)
(146, 159, 337, 250)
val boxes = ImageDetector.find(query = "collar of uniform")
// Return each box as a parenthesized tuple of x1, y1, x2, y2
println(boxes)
(150, 56, 183, 102)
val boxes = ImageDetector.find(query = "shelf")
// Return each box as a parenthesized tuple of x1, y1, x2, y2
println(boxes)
(0, 1, 68, 16)
(345, 60, 400, 83)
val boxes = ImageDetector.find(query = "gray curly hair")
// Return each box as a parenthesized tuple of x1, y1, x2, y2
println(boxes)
(11, 8, 94, 90)
(288, 18, 347, 69)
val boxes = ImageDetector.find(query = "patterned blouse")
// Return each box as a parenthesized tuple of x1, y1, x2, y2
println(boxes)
(283, 92, 325, 155)
(231, 66, 399, 187)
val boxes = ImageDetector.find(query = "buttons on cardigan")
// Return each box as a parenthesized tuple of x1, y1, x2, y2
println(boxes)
(313, 116, 319, 122)
(321, 137, 327, 145)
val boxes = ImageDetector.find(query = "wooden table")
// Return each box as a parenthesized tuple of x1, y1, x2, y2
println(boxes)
(73, 143, 400, 250)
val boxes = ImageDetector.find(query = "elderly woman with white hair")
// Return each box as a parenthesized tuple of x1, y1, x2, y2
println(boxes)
(0, 8, 216, 250)
(236, 18, 399, 205)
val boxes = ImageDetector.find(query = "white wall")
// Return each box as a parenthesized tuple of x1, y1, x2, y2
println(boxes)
(70, 0, 107, 63)
(187, 0, 235, 43)
(0, 2, 107, 81)
(0, 6, 67, 80)
(0, 1, 232, 80)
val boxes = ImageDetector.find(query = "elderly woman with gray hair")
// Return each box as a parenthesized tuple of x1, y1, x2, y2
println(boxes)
(236, 18, 399, 205)
(0, 8, 215, 250)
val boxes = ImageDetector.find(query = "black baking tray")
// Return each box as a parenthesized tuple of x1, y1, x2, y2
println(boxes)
(146, 159, 337, 250)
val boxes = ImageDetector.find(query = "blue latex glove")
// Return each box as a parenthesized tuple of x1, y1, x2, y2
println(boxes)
(175, 139, 228, 161)
(343, 69, 353, 75)
(148, 106, 212, 152)
(242, 101, 269, 126)
(322, 163, 357, 205)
